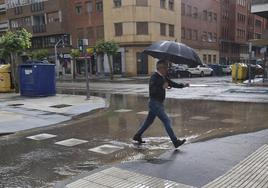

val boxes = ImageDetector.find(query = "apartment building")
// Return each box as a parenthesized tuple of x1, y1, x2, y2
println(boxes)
(220, 0, 267, 64)
(103, 0, 180, 76)
(181, 0, 220, 65)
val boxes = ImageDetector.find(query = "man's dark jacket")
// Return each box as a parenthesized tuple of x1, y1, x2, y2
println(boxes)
(149, 72, 185, 103)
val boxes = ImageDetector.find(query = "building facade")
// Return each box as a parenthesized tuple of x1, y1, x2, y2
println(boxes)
(220, 0, 267, 64)
(103, 0, 181, 76)
(181, 0, 220, 65)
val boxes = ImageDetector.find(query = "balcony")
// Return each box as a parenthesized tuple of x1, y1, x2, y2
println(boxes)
(0, 3, 6, 12)
(0, 21, 8, 32)
(251, 0, 268, 18)
(33, 25, 46, 34)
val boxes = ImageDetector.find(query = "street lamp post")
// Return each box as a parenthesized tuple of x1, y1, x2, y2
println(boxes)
(54, 39, 64, 78)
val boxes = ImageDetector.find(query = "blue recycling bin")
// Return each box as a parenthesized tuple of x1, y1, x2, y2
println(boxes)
(19, 62, 56, 97)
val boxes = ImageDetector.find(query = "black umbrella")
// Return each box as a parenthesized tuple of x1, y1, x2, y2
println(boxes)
(143, 41, 203, 67)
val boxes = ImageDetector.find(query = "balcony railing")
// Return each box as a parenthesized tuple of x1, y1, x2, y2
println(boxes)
(0, 3, 6, 12)
(33, 24, 46, 33)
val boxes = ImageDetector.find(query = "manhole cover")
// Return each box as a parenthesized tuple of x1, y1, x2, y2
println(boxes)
(8, 104, 24, 107)
(50, 104, 72, 108)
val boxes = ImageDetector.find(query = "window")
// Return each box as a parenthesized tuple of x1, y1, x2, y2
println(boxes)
(208, 32, 212, 42)
(31, 2, 44, 12)
(208, 12, 212, 22)
(181, 28, 185, 39)
(86, 1, 93, 13)
(160, 23, 166, 36)
(96, 1, 103, 12)
(168, 0, 174, 10)
(213, 55, 217, 64)
(114, 23, 123, 36)
(186, 29, 192, 40)
(202, 31, 207, 41)
(136, 0, 148, 6)
(203, 54, 207, 63)
(160, 0, 166, 9)
(182, 3, 185, 16)
(203, 10, 207, 20)
(193, 7, 198, 18)
(75, 5, 82, 15)
(213, 33, 217, 42)
(114, 0, 121, 7)
(47, 12, 60, 23)
(193, 30, 198, 40)
(137, 22, 148, 35)
(213, 13, 217, 22)
(208, 55, 212, 64)
(169, 24, 174, 37)
(187, 5, 192, 17)
(14, 6, 22, 15)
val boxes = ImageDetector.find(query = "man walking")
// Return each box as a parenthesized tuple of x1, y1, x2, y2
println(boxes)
(133, 60, 189, 148)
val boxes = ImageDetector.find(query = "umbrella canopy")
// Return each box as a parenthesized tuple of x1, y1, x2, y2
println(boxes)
(143, 41, 203, 67)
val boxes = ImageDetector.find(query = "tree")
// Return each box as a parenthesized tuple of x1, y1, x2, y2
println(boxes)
(70, 49, 81, 79)
(94, 40, 119, 80)
(28, 49, 49, 60)
(0, 29, 32, 92)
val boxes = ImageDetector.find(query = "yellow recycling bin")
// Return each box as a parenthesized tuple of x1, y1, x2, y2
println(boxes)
(0, 64, 12, 92)
(232, 63, 248, 81)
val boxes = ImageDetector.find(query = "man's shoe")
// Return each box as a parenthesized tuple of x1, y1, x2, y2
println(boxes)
(174, 139, 186, 148)
(133, 134, 145, 144)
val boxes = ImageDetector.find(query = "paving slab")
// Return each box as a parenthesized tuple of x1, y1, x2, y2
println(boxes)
(202, 144, 268, 188)
(55, 138, 89, 147)
(65, 167, 196, 188)
(27, 133, 57, 141)
(89, 144, 124, 154)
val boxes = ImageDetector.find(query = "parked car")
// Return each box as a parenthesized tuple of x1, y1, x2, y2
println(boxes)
(208, 64, 223, 76)
(186, 64, 214, 77)
(168, 65, 191, 78)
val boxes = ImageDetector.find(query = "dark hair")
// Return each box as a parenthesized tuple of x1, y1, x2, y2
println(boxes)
(156, 60, 168, 70)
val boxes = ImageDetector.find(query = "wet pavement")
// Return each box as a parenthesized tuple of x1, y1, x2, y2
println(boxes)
(1, 93, 268, 187)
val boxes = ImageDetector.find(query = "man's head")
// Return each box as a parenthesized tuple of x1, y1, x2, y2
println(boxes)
(156, 60, 169, 76)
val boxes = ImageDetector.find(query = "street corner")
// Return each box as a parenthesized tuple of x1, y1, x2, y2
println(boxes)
(2, 94, 107, 116)
(0, 94, 107, 134)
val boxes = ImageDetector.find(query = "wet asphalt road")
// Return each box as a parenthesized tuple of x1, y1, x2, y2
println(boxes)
(1, 93, 268, 187)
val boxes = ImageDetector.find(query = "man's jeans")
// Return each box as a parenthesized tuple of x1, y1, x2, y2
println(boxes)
(136, 99, 178, 144)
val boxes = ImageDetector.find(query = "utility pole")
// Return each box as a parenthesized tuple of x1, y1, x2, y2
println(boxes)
(79, 39, 90, 100)
(248, 42, 252, 85)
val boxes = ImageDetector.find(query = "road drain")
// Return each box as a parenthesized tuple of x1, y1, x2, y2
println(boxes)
(50, 104, 72, 108)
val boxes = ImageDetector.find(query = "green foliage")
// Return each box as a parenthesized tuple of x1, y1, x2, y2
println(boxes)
(70, 49, 81, 58)
(94, 40, 119, 56)
(29, 49, 49, 60)
(0, 29, 32, 92)
(0, 29, 32, 55)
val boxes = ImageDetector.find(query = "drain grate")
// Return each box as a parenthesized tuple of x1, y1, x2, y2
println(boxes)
(8, 104, 24, 107)
(50, 104, 72, 108)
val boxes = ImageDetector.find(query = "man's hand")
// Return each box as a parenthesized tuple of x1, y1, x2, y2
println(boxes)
(163, 82, 169, 89)
(184, 83, 190, 87)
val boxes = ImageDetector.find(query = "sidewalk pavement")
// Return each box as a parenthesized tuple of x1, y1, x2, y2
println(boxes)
(57, 80, 268, 103)
(59, 129, 268, 188)
(0, 94, 106, 134)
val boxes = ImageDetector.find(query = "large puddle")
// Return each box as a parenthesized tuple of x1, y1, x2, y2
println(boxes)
(1, 91, 268, 187)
